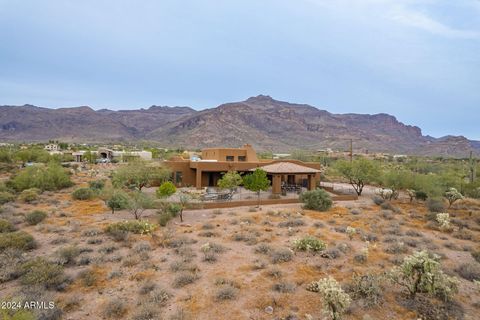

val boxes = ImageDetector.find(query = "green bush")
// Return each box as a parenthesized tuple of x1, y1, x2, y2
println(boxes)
(293, 236, 327, 252)
(20, 257, 68, 290)
(0, 219, 15, 233)
(158, 212, 173, 227)
(25, 210, 47, 225)
(18, 188, 41, 203)
(106, 190, 129, 214)
(106, 220, 156, 236)
(72, 187, 95, 200)
(156, 181, 176, 198)
(415, 190, 428, 201)
(9, 163, 73, 192)
(426, 198, 446, 213)
(300, 189, 332, 211)
(88, 179, 105, 191)
(0, 231, 36, 252)
(0, 191, 15, 204)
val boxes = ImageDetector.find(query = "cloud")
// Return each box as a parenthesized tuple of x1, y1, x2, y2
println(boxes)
(390, 6, 480, 40)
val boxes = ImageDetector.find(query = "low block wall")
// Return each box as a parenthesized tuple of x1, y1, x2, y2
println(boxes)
(186, 193, 358, 210)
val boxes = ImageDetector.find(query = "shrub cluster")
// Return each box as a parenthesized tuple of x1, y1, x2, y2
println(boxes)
(300, 189, 332, 211)
(293, 236, 326, 252)
(9, 163, 73, 192)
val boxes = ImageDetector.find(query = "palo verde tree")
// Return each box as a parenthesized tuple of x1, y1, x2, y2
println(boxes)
(334, 158, 379, 196)
(242, 168, 270, 208)
(126, 191, 154, 220)
(217, 171, 242, 191)
(112, 160, 170, 191)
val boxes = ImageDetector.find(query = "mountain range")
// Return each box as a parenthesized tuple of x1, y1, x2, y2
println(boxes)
(1, 95, 478, 156)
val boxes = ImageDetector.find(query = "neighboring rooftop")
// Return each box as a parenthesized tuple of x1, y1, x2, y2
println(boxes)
(254, 162, 321, 174)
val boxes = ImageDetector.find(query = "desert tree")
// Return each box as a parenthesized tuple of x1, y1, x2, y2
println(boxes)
(126, 191, 154, 220)
(217, 171, 242, 192)
(112, 160, 170, 191)
(177, 193, 191, 222)
(335, 158, 379, 196)
(242, 168, 270, 208)
(444, 187, 463, 208)
(106, 189, 129, 214)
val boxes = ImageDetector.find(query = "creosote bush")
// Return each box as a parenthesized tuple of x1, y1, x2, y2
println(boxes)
(307, 276, 351, 320)
(0, 219, 15, 233)
(300, 189, 333, 211)
(20, 257, 68, 290)
(25, 210, 47, 225)
(18, 188, 41, 203)
(72, 187, 96, 200)
(293, 236, 326, 252)
(0, 231, 36, 252)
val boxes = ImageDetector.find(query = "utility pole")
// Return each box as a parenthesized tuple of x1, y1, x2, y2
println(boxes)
(470, 151, 476, 183)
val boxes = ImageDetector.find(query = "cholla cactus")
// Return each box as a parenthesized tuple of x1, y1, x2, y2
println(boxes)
(346, 226, 356, 240)
(376, 188, 393, 200)
(309, 276, 351, 320)
(444, 188, 463, 208)
(436, 213, 451, 231)
(406, 189, 416, 202)
(201, 242, 211, 253)
(389, 250, 458, 300)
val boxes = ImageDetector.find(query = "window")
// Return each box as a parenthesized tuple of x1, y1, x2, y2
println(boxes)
(226, 155, 234, 161)
(238, 156, 246, 162)
(175, 171, 183, 184)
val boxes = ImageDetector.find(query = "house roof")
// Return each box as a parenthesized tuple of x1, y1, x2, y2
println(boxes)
(252, 162, 320, 174)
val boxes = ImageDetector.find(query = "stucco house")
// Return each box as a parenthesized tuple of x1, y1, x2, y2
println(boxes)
(165, 144, 321, 194)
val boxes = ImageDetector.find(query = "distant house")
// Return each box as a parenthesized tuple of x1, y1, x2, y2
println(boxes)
(44, 143, 59, 151)
(165, 144, 321, 193)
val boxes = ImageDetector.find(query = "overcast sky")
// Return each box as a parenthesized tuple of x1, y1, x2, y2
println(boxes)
(0, 0, 479, 139)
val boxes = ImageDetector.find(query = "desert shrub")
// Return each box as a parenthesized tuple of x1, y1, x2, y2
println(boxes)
(0, 218, 15, 233)
(106, 190, 129, 214)
(270, 248, 293, 263)
(0, 191, 15, 204)
(307, 276, 351, 320)
(426, 198, 446, 213)
(452, 229, 473, 240)
(346, 273, 384, 307)
(25, 210, 47, 225)
(55, 245, 80, 266)
(78, 268, 97, 287)
(278, 219, 305, 228)
(18, 188, 41, 203)
(131, 303, 159, 320)
(106, 220, 156, 236)
(384, 242, 408, 255)
(134, 241, 151, 253)
(272, 282, 296, 293)
(72, 187, 95, 200)
(292, 236, 326, 252)
(380, 201, 395, 211)
(82, 228, 102, 237)
(389, 250, 459, 300)
(0, 231, 36, 252)
(102, 298, 127, 319)
(173, 273, 199, 288)
(471, 250, 480, 263)
(88, 179, 105, 191)
(415, 190, 428, 201)
(0, 249, 25, 283)
(20, 257, 68, 290)
(215, 284, 238, 300)
(372, 195, 385, 205)
(456, 263, 480, 281)
(10, 163, 73, 192)
(300, 189, 332, 211)
(156, 181, 176, 198)
(158, 211, 173, 227)
(255, 243, 272, 255)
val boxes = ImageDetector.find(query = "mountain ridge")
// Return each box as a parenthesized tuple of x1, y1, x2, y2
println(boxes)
(1, 96, 478, 156)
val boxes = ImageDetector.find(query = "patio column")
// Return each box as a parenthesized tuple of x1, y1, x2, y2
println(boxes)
(196, 169, 202, 189)
(272, 174, 281, 194)
(307, 174, 315, 190)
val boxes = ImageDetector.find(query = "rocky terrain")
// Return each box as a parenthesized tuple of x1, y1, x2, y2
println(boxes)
(1, 95, 478, 156)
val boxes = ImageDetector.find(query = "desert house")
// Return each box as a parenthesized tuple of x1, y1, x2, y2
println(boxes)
(72, 148, 152, 162)
(165, 144, 321, 194)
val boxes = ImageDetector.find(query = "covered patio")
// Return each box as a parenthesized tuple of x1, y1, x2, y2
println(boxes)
(252, 162, 321, 194)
